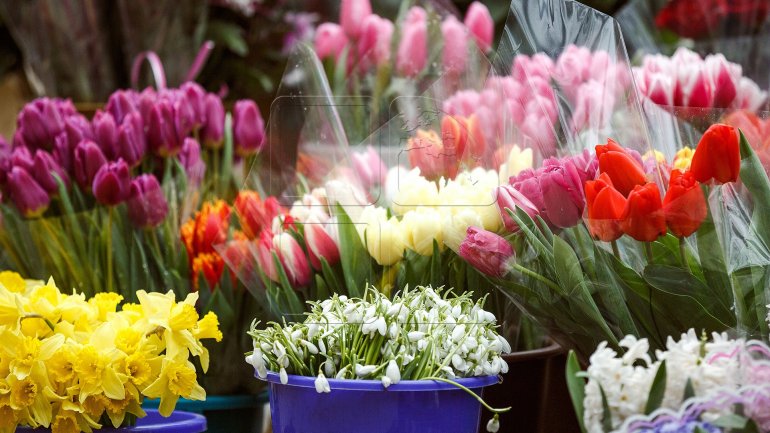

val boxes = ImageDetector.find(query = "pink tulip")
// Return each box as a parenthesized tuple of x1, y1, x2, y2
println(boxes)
(464, 2, 494, 52)
(495, 184, 539, 232)
(458, 227, 513, 278)
(32, 150, 69, 194)
(554, 45, 592, 99)
(645, 73, 675, 106)
(511, 53, 554, 82)
(396, 10, 427, 77)
(735, 77, 768, 112)
(675, 65, 714, 108)
(705, 54, 740, 108)
(358, 15, 394, 68)
(304, 221, 340, 270)
(315, 23, 349, 61)
(441, 16, 468, 74)
(255, 230, 279, 283)
(352, 145, 387, 189)
(405, 6, 427, 25)
(272, 232, 312, 288)
(570, 80, 615, 132)
(340, 0, 372, 39)
(93, 110, 119, 161)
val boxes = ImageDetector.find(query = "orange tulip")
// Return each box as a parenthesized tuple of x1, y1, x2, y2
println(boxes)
(690, 124, 740, 184)
(621, 182, 666, 242)
(441, 114, 486, 168)
(584, 173, 627, 242)
(663, 170, 707, 237)
(191, 252, 225, 291)
(234, 191, 285, 240)
(595, 139, 648, 197)
(181, 200, 231, 258)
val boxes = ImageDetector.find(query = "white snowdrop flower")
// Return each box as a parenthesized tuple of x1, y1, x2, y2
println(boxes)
(335, 366, 348, 379)
(260, 342, 272, 352)
(387, 302, 403, 317)
(474, 365, 484, 376)
(291, 329, 303, 341)
(279, 368, 288, 384)
(486, 415, 500, 432)
(452, 354, 468, 371)
(381, 376, 392, 388)
(355, 364, 377, 377)
(451, 305, 462, 317)
(402, 354, 414, 365)
(441, 366, 456, 379)
(408, 331, 425, 342)
(498, 336, 512, 354)
(417, 339, 428, 351)
(315, 373, 331, 393)
(375, 317, 387, 336)
(386, 360, 401, 385)
(300, 340, 319, 355)
(489, 338, 502, 353)
(324, 360, 335, 377)
(388, 323, 399, 339)
(307, 323, 319, 339)
(318, 339, 326, 354)
(338, 295, 348, 302)
(452, 324, 466, 343)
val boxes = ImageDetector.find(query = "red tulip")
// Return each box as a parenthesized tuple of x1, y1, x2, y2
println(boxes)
(584, 173, 626, 242)
(663, 170, 707, 237)
(181, 200, 231, 258)
(621, 183, 666, 242)
(304, 221, 340, 270)
(191, 252, 225, 291)
(690, 124, 740, 184)
(595, 139, 647, 197)
(234, 191, 285, 240)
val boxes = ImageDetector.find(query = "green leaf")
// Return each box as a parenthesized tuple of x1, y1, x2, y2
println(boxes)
(711, 414, 750, 429)
(644, 360, 666, 414)
(739, 130, 770, 247)
(335, 205, 373, 298)
(599, 385, 613, 432)
(552, 236, 585, 297)
(683, 377, 695, 400)
(429, 240, 442, 288)
(565, 351, 588, 433)
(207, 20, 248, 56)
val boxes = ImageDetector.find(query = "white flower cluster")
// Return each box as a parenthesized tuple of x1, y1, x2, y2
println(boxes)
(246, 285, 511, 392)
(584, 330, 743, 433)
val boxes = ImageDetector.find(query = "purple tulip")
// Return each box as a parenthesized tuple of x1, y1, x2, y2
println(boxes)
(105, 90, 139, 125)
(138, 87, 158, 125)
(74, 140, 108, 191)
(15, 98, 74, 151)
(148, 101, 181, 157)
(127, 174, 168, 228)
(32, 150, 70, 193)
(93, 111, 120, 160)
(181, 82, 207, 129)
(116, 112, 147, 167)
(458, 227, 513, 278)
(174, 99, 197, 143)
(65, 115, 94, 148)
(0, 136, 10, 183)
(233, 100, 265, 157)
(201, 94, 225, 149)
(11, 147, 34, 172)
(7, 166, 50, 217)
(179, 137, 206, 185)
(92, 159, 131, 206)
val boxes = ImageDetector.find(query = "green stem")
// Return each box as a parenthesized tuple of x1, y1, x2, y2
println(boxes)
(510, 263, 561, 292)
(107, 206, 114, 293)
(644, 242, 654, 265)
(422, 376, 511, 414)
(678, 237, 691, 273)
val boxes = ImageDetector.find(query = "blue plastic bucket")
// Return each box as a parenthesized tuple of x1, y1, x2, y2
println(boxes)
(263, 372, 499, 433)
(16, 410, 206, 433)
(142, 394, 269, 433)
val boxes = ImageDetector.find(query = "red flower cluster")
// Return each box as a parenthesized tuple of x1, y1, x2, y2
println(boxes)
(655, 0, 769, 39)
(585, 124, 739, 242)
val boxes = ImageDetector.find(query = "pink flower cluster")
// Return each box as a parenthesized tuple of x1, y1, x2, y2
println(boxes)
(443, 45, 629, 156)
(314, 0, 494, 77)
(634, 47, 768, 111)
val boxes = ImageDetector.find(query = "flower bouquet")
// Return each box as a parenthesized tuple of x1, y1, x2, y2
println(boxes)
(245, 284, 511, 433)
(566, 329, 770, 432)
(0, 270, 221, 433)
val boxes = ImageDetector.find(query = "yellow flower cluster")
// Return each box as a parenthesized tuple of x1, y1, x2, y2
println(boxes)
(0, 271, 222, 433)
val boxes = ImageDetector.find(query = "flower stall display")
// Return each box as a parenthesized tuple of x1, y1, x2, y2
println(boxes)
(0, 271, 221, 433)
(566, 331, 770, 433)
(245, 285, 511, 433)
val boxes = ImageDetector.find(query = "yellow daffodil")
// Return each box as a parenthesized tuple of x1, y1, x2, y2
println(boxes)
(88, 293, 123, 321)
(194, 312, 223, 342)
(136, 290, 205, 365)
(8, 375, 51, 427)
(0, 271, 26, 293)
(73, 346, 125, 403)
(143, 358, 205, 417)
(51, 410, 80, 433)
(0, 390, 20, 432)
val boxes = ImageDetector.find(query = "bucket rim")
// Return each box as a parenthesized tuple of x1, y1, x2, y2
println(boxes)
(260, 372, 500, 391)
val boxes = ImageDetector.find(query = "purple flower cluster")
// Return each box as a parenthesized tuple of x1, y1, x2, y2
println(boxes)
(0, 83, 265, 227)
(495, 149, 598, 231)
(638, 420, 722, 433)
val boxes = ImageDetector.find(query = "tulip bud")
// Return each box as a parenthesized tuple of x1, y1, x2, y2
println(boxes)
(65, 115, 94, 149)
(315, 23, 349, 60)
(127, 174, 168, 228)
(663, 170, 707, 238)
(92, 159, 131, 206)
(441, 16, 468, 75)
(340, 0, 372, 39)
(74, 140, 108, 191)
(181, 82, 208, 129)
(464, 2, 494, 52)
(148, 101, 182, 157)
(595, 139, 648, 197)
(7, 166, 50, 217)
(138, 87, 157, 124)
(676, 65, 714, 108)
(407, 129, 458, 181)
(690, 124, 740, 184)
(357, 15, 394, 68)
(93, 110, 120, 161)
(255, 230, 280, 283)
(11, 146, 34, 172)
(584, 173, 626, 242)
(495, 184, 540, 232)
(705, 54, 740, 108)
(235, 191, 285, 240)
(105, 89, 138, 124)
(458, 226, 513, 278)
(401, 208, 443, 256)
(620, 183, 666, 242)
(32, 150, 70, 194)
(396, 10, 427, 77)
(233, 100, 265, 157)
(201, 94, 225, 149)
(304, 220, 340, 269)
(360, 208, 405, 266)
(351, 145, 387, 189)
(117, 112, 147, 168)
(273, 232, 312, 288)
(179, 138, 206, 185)
(174, 98, 197, 143)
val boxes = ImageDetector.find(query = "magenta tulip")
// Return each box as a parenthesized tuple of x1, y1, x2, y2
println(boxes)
(127, 174, 168, 228)
(464, 2, 494, 52)
(179, 138, 206, 185)
(458, 227, 513, 278)
(148, 101, 182, 157)
(93, 111, 119, 160)
(74, 140, 108, 191)
(92, 159, 131, 206)
(116, 112, 147, 168)
(105, 90, 138, 125)
(233, 100, 265, 157)
(32, 150, 69, 193)
(7, 166, 50, 217)
(201, 94, 225, 149)
(315, 23, 349, 60)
